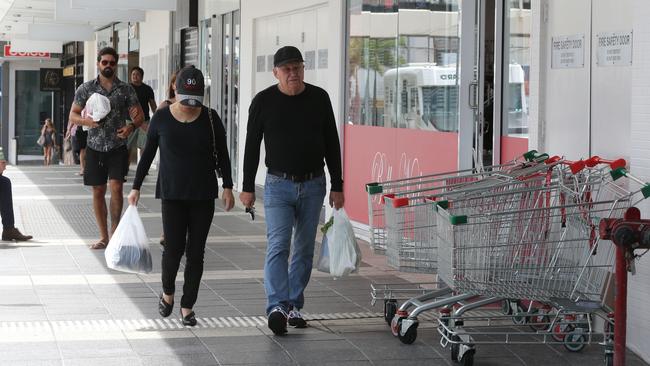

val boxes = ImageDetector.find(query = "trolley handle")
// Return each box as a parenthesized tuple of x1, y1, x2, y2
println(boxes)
(610, 168, 650, 198)
(523, 150, 549, 163)
(555, 158, 586, 174)
(584, 156, 627, 170)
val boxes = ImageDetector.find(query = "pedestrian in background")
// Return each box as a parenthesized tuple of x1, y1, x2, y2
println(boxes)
(128, 66, 157, 162)
(158, 70, 178, 109)
(240, 46, 345, 335)
(128, 66, 234, 326)
(39, 118, 58, 166)
(68, 46, 144, 250)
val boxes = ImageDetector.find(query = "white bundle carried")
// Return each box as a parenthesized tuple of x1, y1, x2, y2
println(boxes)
(81, 93, 111, 130)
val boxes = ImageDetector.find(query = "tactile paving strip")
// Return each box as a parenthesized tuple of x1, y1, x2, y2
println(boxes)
(0, 312, 383, 332)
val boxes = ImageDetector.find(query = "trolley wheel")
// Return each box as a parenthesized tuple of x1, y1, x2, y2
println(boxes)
(460, 350, 475, 366)
(551, 322, 570, 342)
(512, 304, 527, 325)
(605, 353, 613, 366)
(501, 299, 512, 315)
(397, 319, 418, 344)
(528, 310, 550, 331)
(563, 329, 587, 352)
(450, 335, 460, 362)
(384, 300, 398, 325)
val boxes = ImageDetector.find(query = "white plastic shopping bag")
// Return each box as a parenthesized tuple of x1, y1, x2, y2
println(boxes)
(328, 208, 362, 277)
(81, 93, 111, 131)
(316, 217, 334, 273)
(105, 205, 153, 274)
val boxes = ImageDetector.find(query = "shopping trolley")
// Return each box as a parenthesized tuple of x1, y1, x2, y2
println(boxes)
(432, 164, 650, 365)
(374, 155, 588, 336)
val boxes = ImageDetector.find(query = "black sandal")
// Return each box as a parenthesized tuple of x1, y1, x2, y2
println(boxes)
(181, 310, 197, 326)
(158, 293, 173, 317)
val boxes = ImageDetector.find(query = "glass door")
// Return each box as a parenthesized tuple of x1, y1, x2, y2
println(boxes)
(213, 10, 240, 186)
(494, 0, 532, 164)
(459, 0, 501, 169)
(199, 18, 213, 108)
(458, 0, 484, 169)
(15, 70, 53, 156)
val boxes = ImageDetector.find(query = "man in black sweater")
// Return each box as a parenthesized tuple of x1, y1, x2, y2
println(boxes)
(240, 46, 344, 335)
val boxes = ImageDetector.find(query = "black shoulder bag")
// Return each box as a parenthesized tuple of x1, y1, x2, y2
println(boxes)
(207, 107, 223, 178)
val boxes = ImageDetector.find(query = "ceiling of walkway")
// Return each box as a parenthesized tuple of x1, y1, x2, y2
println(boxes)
(0, 0, 175, 51)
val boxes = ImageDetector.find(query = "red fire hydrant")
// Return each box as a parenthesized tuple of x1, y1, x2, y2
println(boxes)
(599, 206, 650, 366)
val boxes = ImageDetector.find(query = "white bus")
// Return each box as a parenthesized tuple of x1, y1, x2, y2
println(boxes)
(384, 63, 527, 134)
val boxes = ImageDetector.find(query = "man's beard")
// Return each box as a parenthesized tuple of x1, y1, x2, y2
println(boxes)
(101, 68, 114, 78)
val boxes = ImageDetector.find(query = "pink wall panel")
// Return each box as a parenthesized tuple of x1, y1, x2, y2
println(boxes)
(343, 124, 458, 224)
(500, 136, 529, 164)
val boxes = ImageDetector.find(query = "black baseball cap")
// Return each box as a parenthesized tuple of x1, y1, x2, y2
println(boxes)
(273, 46, 304, 67)
(175, 65, 205, 106)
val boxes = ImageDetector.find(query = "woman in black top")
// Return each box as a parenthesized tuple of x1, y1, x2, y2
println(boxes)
(128, 66, 234, 326)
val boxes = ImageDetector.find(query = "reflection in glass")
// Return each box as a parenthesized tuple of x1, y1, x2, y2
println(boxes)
(503, 2, 531, 137)
(199, 19, 212, 108)
(347, 0, 460, 131)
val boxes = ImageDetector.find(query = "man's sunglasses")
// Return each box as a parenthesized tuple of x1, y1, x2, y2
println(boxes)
(100, 60, 117, 66)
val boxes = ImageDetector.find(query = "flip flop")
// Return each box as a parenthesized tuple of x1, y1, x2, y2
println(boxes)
(90, 241, 107, 250)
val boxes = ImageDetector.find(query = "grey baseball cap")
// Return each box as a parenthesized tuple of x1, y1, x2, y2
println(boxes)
(175, 66, 205, 107)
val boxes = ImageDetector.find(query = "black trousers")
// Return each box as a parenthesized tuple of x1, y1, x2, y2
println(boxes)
(161, 199, 215, 308)
(0, 175, 14, 228)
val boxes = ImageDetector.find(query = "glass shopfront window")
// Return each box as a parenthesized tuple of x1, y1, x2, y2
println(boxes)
(347, 0, 460, 131)
(114, 23, 130, 82)
(502, 1, 532, 137)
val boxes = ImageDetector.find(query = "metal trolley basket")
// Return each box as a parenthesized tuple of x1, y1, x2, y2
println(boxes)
(431, 163, 649, 365)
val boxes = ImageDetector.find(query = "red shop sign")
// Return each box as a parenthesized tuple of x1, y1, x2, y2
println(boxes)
(3, 45, 51, 58)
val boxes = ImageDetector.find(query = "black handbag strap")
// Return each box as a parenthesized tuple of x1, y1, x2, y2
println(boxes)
(206, 107, 223, 178)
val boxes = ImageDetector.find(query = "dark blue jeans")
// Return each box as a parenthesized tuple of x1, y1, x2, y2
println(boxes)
(0, 175, 15, 229)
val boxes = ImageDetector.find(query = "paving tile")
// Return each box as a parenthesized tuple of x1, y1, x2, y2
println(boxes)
(140, 354, 220, 366)
(129, 338, 212, 356)
(215, 350, 295, 364)
(63, 357, 143, 366)
(0, 342, 60, 361)
(2, 360, 63, 366)
(58, 340, 136, 359)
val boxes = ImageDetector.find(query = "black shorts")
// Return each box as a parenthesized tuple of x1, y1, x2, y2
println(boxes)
(83, 145, 129, 186)
(72, 128, 88, 153)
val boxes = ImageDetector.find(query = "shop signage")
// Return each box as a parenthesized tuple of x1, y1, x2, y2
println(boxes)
(551, 34, 584, 69)
(596, 31, 633, 66)
(3, 45, 51, 58)
(40, 68, 63, 91)
(63, 65, 75, 77)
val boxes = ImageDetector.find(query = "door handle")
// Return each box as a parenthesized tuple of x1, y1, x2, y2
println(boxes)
(469, 81, 479, 109)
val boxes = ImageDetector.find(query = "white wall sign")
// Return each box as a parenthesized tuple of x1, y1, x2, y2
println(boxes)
(596, 31, 633, 66)
(551, 34, 585, 69)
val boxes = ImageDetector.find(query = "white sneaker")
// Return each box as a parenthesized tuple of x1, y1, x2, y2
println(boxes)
(288, 309, 307, 328)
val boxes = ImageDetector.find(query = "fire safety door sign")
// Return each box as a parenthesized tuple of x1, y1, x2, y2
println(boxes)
(596, 31, 633, 67)
(551, 34, 585, 69)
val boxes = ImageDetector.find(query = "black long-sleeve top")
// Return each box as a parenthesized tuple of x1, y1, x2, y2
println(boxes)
(132, 106, 233, 200)
(242, 83, 343, 192)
